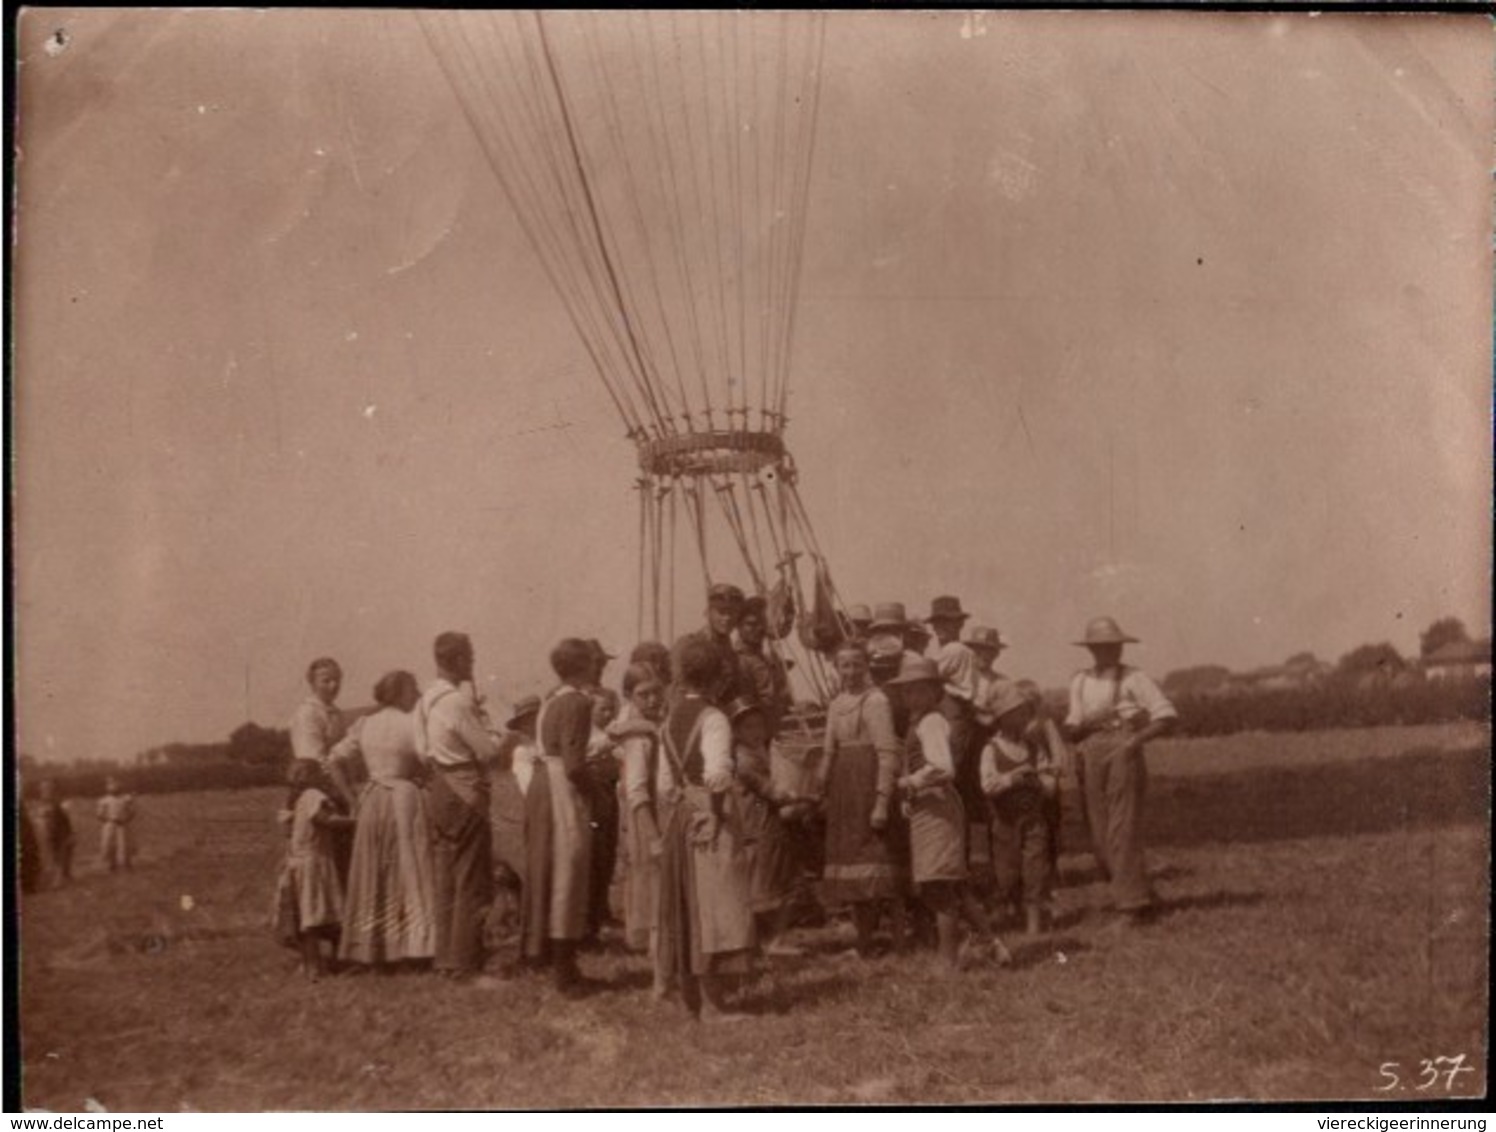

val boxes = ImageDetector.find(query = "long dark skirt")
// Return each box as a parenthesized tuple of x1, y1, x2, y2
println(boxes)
(820, 741, 906, 906)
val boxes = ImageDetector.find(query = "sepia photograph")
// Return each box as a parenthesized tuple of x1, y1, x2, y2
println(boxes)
(7, 7, 1492, 1111)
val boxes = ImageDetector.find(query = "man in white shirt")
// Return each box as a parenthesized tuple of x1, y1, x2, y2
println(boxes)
(1063, 617, 1179, 928)
(417, 631, 503, 980)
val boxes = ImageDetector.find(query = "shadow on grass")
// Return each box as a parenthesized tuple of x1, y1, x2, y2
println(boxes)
(1006, 935, 1091, 970)
(738, 969, 863, 1016)
(1068, 745, 1488, 852)
(1152, 888, 1266, 919)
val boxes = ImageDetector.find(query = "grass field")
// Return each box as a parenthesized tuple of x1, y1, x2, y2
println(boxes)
(16, 722, 1490, 1109)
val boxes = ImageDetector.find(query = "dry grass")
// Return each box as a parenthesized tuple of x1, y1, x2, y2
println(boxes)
(16, 723, 1490, 1110)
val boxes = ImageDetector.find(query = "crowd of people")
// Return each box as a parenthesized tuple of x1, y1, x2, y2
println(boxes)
(272, 585, 1179, 1021)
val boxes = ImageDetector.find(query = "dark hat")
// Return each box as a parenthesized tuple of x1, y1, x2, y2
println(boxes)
(725, 696, 765, 724)
(1073, 616, 1139, 646)
(505, 694, 542, 729)
(964, 624, 1008, 651)
(885, 656, 943, 687)
(926, 595, 971, 623)
(586, 639, 617, 661)
(741, 594, 767, 617)
(707, 583, 747, 607)
(987, 681, 1031, 721)
(869, 602, 909, 633)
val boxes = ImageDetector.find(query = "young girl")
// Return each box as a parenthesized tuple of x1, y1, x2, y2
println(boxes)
(727, 698, 803, 958)
(584, 688, 623, 944)
(612, 663, 668, 995)
(888, 657, 1012, 973)
(821, 641, 907, 957)
(96, 777, 136, 872)
(277, 760, 355, 980)
(980, 683, 1060, 935)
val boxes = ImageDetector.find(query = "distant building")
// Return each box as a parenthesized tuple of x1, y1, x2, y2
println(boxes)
(1421, 638, 1492, 681)
(1221, 657, 1331, 697)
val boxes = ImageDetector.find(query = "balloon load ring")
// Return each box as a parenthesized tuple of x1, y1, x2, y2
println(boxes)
(638, 430, 788, 478)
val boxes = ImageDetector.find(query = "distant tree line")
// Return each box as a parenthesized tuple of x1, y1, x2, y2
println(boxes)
(1159, 617, 1490, 737)
(17, 721, 294, 801)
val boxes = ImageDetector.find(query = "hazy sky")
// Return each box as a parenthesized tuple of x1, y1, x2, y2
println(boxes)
(12, 10, 1492, 763)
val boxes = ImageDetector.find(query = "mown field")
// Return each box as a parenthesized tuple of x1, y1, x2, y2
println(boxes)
(16, 722, 1490, 1110)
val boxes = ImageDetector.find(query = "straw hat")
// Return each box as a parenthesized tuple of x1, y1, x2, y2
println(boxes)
(987, 681, 1032, 722)
(964, 624, 1008, 652)
(885, 656, 943, 687)
(869, 601, 909, 633)
(925, 595, 971, 624)
(846, 603, 873, 625)
(1073, 616, 1139, 646)
(505, 694, 542, 730)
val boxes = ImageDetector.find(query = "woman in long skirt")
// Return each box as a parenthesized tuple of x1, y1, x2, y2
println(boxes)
(612, 662, 668, 992)
(333, 671, 437, 969)
(821, 641, 908, 956)
(522, 639, 601, 996)
(656, 639, 756, 1021)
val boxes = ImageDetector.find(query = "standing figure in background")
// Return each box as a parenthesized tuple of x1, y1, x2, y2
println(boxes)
(980, 683, 1061, 935)
(289, 657, 352, 883)
(1063, 617, 1178, 929)
(34, 781, 75, 888)
(332, 670, 436, 970)
(735, 596, 792, 734)
(820, 641, 908, 956)
(416, 631, 502, 982)
(672, 583, 750, 707)
(925, 597, 990, 893)
(583, 686, 623, 946)
(655, 640, 756, 1022)
(96, 776, 136, 873)
(966, 625, 1012, 734)
(887, 657, 1011, 974)
(523, 638, 602, 996)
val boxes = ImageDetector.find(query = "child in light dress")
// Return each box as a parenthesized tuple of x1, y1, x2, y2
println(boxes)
(275, 761, 355, 980)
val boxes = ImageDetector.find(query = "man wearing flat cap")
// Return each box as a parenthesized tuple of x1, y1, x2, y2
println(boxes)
(672, 582, 751, 708)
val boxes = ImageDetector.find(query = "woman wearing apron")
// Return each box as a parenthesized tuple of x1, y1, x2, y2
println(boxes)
(655, 638, 756, 1022)
(521, 638, 601, 996)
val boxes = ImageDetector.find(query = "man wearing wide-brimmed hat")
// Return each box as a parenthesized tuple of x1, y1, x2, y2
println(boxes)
(673, 582, 751, 707)
(965, 624, 1013, 731)
(1063, 616, 1178, 929)
(924, 597, 990, 880)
